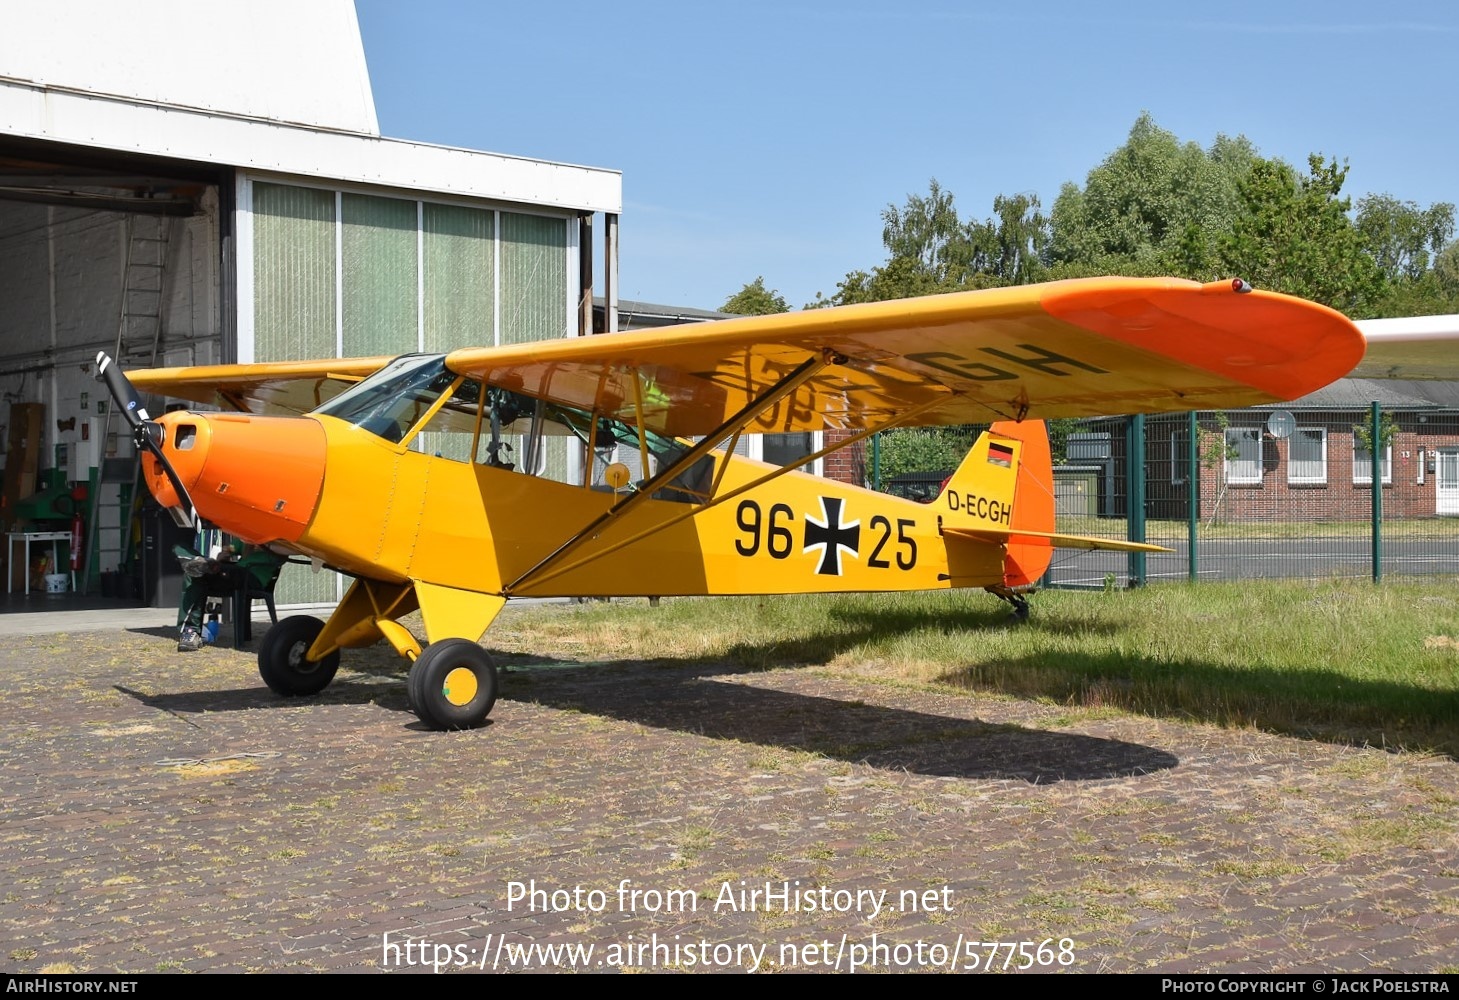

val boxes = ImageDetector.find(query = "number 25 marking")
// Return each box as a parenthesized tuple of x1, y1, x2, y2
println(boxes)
(867, 516, 917, 570)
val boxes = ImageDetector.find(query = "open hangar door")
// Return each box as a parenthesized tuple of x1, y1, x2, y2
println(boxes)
(0, 139, 226, 608)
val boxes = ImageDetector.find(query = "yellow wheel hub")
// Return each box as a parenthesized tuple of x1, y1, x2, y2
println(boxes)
(442, 666, 479, 706)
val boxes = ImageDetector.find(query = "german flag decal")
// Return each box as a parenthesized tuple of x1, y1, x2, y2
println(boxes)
(987, 442, 1013, 468)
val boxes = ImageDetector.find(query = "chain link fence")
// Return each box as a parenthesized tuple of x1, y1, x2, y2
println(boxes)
(867, 406, 1459, 587)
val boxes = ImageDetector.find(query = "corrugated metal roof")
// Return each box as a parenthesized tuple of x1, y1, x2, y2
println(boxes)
(594, 297, 735, 330)
(1252, 378, 1459, 410)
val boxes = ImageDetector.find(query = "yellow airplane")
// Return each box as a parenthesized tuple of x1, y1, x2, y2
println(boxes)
(100, 276, 1363, 730)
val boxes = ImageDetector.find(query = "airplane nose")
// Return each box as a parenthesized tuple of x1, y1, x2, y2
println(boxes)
(143, 412, 327, 543)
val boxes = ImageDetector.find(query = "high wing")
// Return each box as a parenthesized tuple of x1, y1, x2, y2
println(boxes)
(130, 355, 394, 414)
(445, 277, 1363, 437)
(128, 278, 1363, 429)
(1352, 315, 1459, 381)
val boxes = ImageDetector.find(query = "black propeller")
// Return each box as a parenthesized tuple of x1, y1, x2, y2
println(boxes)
(95, 351, 197, 528)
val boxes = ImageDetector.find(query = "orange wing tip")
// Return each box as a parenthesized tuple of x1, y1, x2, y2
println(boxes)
(1040, 280, 1365, 402)
(945, 525, 1171, 554)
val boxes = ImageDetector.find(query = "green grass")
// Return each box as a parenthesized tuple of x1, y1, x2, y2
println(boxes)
(493, 580, 1459, 755)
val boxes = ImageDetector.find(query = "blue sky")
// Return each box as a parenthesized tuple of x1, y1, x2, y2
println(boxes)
(355, 1, 1458, 312)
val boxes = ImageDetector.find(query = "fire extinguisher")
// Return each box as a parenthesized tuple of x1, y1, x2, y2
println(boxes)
(71, 511, 83, 572)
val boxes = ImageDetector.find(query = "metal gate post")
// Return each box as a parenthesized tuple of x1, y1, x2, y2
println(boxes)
(1127, 414, 1147, 586)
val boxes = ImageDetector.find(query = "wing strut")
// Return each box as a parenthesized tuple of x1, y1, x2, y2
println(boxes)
(505, 353, 833, 594)
(510, 393, 947, 595)
(630, 371, 653, 477)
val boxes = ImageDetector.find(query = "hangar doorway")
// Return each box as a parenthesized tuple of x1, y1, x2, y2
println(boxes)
(0, 139, 226, 611)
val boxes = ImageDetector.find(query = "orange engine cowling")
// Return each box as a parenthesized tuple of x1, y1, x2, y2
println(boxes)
(142, 411, 327, 544)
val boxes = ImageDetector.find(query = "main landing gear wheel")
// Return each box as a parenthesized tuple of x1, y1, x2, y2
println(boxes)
(257, 615, 341, 696)
(407, 639, 499, 731)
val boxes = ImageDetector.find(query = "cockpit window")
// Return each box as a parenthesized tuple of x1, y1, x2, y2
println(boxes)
(540, 404, 713, 502)
(313, 355, 462, 443)
(312, 354, 712, 501)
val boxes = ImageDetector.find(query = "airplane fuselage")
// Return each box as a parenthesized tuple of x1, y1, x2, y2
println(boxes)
(150, 409, 1009, 602)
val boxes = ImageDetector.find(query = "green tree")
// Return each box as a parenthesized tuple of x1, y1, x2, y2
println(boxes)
(880, 178, 965, 280)
(1049, 114, 1256, 279)
(1434, 242, 1459, 299)
(721, 277, 788, 315)
(878, 426, 978, 482)
(1355, 195, 1459, 317)
(1219, 154, 1381, 314)
(809, 181, 1049, 307)
(1352, 412, 1398, 456)
(979, 193, 1049, 285)
(1357, 194, 1454, 282)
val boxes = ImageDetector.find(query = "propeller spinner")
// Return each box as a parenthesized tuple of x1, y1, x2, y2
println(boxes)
(95, 352, 197, 528)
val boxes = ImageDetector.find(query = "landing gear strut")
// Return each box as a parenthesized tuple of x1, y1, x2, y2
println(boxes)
(988, 586, 1031, 623)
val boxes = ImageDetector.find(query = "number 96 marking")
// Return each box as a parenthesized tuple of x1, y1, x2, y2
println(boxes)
(735, 500, 794, 559)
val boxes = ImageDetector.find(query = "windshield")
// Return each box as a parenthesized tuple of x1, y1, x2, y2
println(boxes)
(313, 355, 474, 443)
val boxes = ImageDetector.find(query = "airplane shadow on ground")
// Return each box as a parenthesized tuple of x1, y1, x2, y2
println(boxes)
(496, 599, 1459, 764)
(938, 649, 1459, 761)
(116, 607, 1177, 783)
(115, 666, 1175, 783)
(673, 600, 1459, 759)
(491, 603, 1177, 782)
(121, 599, 1458, 764)
(113, 675, 411, 718)
(502, 660, 1179, 783)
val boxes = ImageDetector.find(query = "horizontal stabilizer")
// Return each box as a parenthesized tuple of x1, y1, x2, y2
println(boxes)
(944, 526, 1171, 554)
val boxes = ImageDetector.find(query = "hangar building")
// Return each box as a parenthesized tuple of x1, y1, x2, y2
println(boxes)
(0, 1, 622, 607)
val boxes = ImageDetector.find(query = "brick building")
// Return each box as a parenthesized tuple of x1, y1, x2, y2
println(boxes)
(1195, 381, 1459, 522)
(1071, 381, 1459, 523)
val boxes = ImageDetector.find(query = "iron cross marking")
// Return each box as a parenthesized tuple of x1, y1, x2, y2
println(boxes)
(803, 496, 861, 576)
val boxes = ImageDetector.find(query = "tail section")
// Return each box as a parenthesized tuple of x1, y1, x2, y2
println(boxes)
(939, 420, 1169, 590)
(936, 420, 1055, 587)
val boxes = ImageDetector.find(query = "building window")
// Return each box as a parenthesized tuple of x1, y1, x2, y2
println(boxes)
(762, 432, 823, 477)
(1225, 427, 1262, 484)
(1287, 428, 1327, 485)
(1353, 443, 1392, 485)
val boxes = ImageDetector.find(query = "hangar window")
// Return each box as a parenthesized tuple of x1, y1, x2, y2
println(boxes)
(249, 181, 568, 361)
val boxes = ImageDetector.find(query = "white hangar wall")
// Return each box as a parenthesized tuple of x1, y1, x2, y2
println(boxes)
(0, 0, 379, 135)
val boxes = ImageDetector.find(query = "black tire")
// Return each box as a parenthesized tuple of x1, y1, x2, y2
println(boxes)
(257, 616, 340, 696)
(406, 647, 430, 714)
(407, 639, 498, 730)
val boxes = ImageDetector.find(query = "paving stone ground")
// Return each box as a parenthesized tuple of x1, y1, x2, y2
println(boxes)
(2, 610, 1457, 974)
